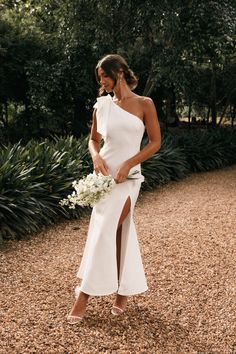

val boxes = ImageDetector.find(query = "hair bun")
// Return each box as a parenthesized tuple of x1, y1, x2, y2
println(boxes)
(124, 68, 139, 90)
(95, 54, 139, 96)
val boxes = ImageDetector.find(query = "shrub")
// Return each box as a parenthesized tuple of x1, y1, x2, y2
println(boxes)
(0, 128, 235, 241)
(172, 127, 236, 172)
(0, 135, 91, 240)
(142, 133, 190, 190)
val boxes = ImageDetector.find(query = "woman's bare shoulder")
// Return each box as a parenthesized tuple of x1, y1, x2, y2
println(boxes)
(137, 95, 153, 103)
(134, 95, 155, 111)
(133, 94, 153, 103)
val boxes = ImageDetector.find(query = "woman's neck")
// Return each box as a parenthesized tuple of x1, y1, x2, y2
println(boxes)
(113, 83, 134, 101)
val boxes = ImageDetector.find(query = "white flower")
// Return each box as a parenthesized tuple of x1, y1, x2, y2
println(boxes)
(59, 173, 116, 208)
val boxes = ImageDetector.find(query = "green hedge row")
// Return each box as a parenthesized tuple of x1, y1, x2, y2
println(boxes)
(0, 128, 235, 241)
(0, 136, 91, 240)
(142, 127, 236, 189)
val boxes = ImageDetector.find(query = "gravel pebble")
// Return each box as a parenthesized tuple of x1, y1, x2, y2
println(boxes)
(0, 165, 236, 354)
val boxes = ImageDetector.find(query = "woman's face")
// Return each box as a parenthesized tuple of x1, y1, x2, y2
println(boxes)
(97, 67, 115, 93)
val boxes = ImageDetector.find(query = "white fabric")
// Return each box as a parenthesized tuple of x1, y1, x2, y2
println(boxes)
(76, 94, 148, 296)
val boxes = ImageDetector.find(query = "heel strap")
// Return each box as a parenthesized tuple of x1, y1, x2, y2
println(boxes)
(112, 306, 124, 312)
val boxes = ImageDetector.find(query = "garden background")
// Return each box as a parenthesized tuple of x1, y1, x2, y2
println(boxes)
(1, 1, 236, 353)
(0, 0, 235, 241)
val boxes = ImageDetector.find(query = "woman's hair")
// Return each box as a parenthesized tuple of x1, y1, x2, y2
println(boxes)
(95, 54, 139, 96)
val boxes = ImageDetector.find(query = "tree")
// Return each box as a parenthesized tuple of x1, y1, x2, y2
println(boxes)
(0, 0, 235, 142)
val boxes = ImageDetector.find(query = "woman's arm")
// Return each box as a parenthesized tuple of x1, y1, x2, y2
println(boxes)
(89, 109, 110, 175)
(115, 97, 161, 183)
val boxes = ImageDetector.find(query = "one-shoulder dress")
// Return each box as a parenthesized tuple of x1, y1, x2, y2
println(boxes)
(76, 94, 148, 296)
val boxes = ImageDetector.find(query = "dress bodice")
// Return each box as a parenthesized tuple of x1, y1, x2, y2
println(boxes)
(93, 94, 145, 181)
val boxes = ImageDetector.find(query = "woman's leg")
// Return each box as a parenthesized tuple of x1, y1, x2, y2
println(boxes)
(116, 224, 122, 281)
(68, 291, 89, 318)
(114, 196, 131, 309)
(68, 196, 131, 318)
(117, 196, 131, 279)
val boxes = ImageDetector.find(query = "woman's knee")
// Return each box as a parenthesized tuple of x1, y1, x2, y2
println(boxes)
(118, 196, 131, 227)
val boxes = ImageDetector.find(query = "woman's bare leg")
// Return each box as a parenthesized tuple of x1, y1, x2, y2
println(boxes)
(114, 196, 131, 309)
(68, 291, 89, 318)
(68, 196, 131, 317)
(116, 224, 122, 281)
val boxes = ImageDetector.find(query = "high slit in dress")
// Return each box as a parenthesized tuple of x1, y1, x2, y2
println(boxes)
(76, 93, 148, 296)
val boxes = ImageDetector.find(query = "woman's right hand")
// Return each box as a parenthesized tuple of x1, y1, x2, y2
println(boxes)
(92, 154, 110, 176)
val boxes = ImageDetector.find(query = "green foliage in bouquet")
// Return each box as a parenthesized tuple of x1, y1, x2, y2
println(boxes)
(0, 128, 235, 241)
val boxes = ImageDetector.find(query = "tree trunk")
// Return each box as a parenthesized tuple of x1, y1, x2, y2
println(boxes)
(188, 97, 192, 127)
(166, 87, 178, 126)
(143, 72, 158, 97)
(231, 104, 235, 127)
(154, 92, 165, 122)
(142, 59, 159, 97)
(206, 105, 211, 126)
(210, 62, 217, 125)
(217, 101, 229, 127)
(72, 96, 89, 137)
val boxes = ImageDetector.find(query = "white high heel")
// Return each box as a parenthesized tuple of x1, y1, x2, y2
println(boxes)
(111, 305, 125, 316)
(66, 286, 83, 324)
(66, 314, 83, 324)
(111, 295, 128, 315)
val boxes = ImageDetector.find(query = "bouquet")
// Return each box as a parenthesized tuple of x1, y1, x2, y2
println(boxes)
(59, 170, 140, 209)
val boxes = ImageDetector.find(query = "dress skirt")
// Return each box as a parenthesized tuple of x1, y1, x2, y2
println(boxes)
(76, 178, 148, 296)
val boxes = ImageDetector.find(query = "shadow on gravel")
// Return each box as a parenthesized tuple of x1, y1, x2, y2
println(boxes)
(79, 305, 214, 353)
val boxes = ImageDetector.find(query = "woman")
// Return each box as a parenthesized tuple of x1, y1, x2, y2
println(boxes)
(67, 54, 161, 324)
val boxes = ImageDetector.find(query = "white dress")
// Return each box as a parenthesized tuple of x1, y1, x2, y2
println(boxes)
(76, 94, 148, 296)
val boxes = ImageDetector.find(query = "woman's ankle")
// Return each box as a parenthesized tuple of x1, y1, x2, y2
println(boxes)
(114, 294, 128, 307)
(116, 294, 127, 299)
(70, 295, 88, 316)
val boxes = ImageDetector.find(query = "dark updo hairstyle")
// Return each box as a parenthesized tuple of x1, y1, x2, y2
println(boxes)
(95, 54, 139, 96)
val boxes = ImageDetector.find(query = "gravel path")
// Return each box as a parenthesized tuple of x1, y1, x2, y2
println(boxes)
(1, 165, 236, 354)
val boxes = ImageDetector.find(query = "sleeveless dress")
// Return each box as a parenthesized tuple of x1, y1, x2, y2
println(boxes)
(76, 94, 148, 296)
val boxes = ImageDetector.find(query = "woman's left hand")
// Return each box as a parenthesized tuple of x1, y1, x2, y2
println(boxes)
(114, 162, 131, 183)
